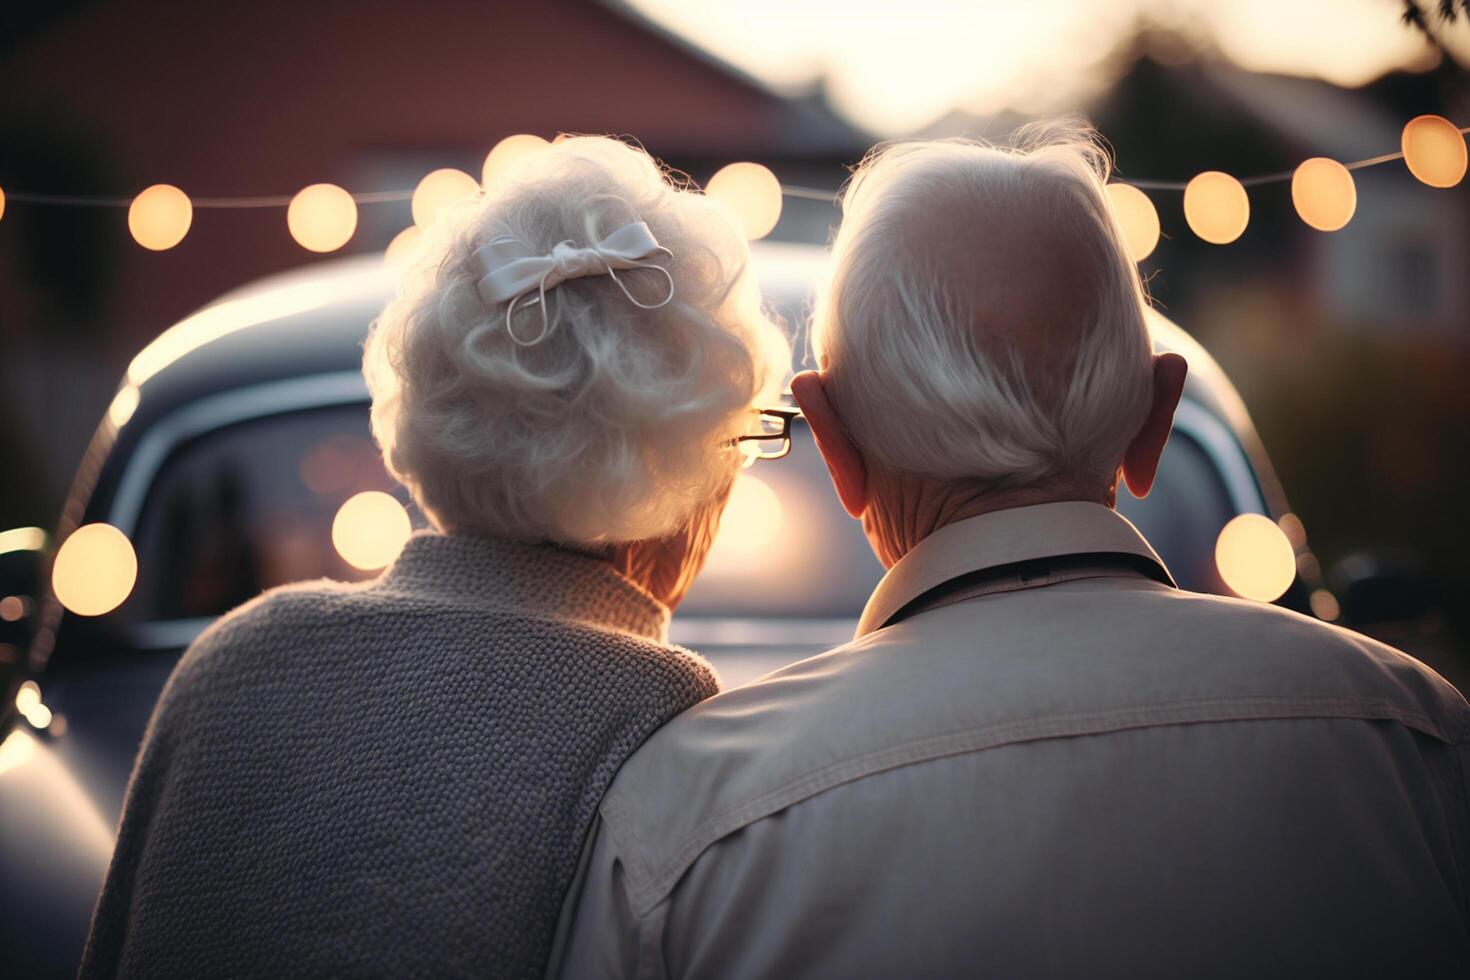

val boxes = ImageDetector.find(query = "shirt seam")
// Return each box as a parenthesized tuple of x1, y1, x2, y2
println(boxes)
(604, 694, 1461, 916)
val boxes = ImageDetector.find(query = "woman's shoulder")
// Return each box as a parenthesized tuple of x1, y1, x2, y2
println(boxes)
(535, 616, 722, 705)
(168, 579, 381, 682)
(173, 580, 718, 699)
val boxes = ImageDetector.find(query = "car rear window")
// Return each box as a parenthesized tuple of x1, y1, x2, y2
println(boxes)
(119, 403, 1240, 625)
(124, 405, 423, 623)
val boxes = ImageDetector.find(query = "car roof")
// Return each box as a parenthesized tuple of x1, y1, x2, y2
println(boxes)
(38, 240, 1291, 671)
(118, 240, 1255, 438)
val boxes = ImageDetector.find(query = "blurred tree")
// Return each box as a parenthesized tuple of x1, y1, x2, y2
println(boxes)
(0, 0, 89, 54)
(0, 400, 50, 529)
(1402, 1, 1470, 48)
(0, 117, 117, 328)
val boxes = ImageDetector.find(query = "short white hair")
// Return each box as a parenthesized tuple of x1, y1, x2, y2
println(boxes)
(811, 121, 1154, 494)
(365, 136, 789, 545)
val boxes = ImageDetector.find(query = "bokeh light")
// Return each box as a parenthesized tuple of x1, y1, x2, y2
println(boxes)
(1401, 114, 1468, 188)
(706, 162, 783, 239)
(0, 185, 6, 222)
(331, 491, 412, 571)
(1183, 171, 1249, 245)
(1291, 158, 1356, 232)
(52, 523, 138, 617)
(300, 435, 388, 496)
(108, 384, 141, 429)
(482, 134, 551, 188)
(128, 184, 192, 250)
(708, 474, 784, 561)
(411, 168, 479, 228)
(1277, 512, 1307, 550)
(1214, 513, 1296, 602)
(15, 681, 39, 712)
(15, 681, 52, 729)
(1105, 182, 1160, 261)
(287, 183, 358, 253)
(0, 595, 26, 622)
(1309, 588, 1341, 622)
(0, 526, 46, 555)
(0, 729, 36, 777)
(384, 226, 423, 267)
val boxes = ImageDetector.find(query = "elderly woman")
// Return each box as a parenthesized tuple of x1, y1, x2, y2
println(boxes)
(80, 137, 789, 980)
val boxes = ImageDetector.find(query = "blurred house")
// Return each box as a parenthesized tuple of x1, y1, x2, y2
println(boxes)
(917, 50, 1470, 339)
(1114, 57, 1467, 336)
(0, 0, 867, 526)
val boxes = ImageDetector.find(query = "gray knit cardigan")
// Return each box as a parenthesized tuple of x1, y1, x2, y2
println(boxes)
(79, 531, 719, 979)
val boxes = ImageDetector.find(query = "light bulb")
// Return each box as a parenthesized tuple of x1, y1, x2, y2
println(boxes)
(706, 162, 783, 240)
(287, 183, 358, 253)
(1402, 114, 1467, 189)
(128, 184, 192, 250)
(1105, 183, 1160, 261)
(1183, 171, 1249, 245)
(411, 168, 478, 228)
(1291, 158, 1356, 232)
(53, 523, 138, 616)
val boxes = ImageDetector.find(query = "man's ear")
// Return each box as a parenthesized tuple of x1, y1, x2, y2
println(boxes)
(1122, 352, 1188, 499)
(790, 371, 868, 519)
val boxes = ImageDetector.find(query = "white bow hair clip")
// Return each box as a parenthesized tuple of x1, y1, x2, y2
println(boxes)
(470, 220, 676, 346)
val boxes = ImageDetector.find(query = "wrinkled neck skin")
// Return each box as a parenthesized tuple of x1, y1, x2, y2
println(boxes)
(861, 461, 1115, 570)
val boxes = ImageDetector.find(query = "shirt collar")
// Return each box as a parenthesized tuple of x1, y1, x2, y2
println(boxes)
(855, 501, 1175, 638)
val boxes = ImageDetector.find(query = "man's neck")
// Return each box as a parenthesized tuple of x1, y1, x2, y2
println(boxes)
(863, 468, 1112, 569)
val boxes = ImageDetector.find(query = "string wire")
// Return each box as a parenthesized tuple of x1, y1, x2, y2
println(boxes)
(2, 127, 1465, 208)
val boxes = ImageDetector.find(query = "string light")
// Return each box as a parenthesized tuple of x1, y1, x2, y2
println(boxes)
(706, 162, 783, 239)
(52, 523, 138, 617)
(482, 134, 550, 188)
(128, 184, 192, 250)
(331, 491, 412, 571)
(1401, 114, 1468, 188)
(1291, 158, 1356, 232)
(1214, 513, 1296, 602)
(1105, 182, 1160, 261)
(1183, 171, 1249, 245)
(1, 117, 1463, 256)
(384, 225, 422, 267)
(411, 168, 478, 228)
(287, 183, 357, 252)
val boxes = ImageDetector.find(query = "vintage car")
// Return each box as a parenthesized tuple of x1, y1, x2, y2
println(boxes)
(1, 240, 1340, 975)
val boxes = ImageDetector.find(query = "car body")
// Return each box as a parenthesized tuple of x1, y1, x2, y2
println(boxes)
(0, 241, 1328, 976)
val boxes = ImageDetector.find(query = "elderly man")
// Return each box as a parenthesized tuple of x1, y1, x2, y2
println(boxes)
(551, 126, 1470, 978)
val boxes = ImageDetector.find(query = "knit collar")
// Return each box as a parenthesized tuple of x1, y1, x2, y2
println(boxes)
(378, 531, 670, 643)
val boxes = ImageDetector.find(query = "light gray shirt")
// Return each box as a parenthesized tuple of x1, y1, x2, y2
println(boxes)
(552, 502, 1470, 979)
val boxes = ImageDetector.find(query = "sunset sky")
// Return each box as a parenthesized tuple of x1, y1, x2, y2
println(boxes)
(624, 0, 1469, 133)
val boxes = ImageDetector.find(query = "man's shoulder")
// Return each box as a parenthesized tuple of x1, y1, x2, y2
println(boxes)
(594, 635, 917, 911)
(1136, 586, 1463, 711)
(598, 586, 1466, 914)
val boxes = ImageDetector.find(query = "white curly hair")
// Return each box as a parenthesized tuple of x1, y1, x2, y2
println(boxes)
(364, 136, 790, 546)
(811, 120, 1154, 496)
